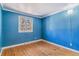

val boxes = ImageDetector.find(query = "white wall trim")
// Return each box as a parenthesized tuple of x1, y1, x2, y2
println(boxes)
(1, 39, 79, 56)
(2, 39, 42, 50)
(0, 39, 42, 56)
(42, 40, 79, 54)
(42, 4, 79, 18)
(2, 4, 79, 18)
(1, 4, 42, 18)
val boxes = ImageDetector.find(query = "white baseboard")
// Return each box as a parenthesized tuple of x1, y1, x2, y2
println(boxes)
(2, 39, 42, 50)
(1, 39, 79, 56)
(0, 39, 42, 56)
(42, 40, 79, 54)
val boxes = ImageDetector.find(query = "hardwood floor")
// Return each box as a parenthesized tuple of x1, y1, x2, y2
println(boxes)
(1, 41, 79, 56)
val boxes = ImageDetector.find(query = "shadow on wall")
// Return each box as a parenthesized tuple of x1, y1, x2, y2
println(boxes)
(1, 5, 79, 52)
(2, 10, 42, 47)
(43, 5, 79, 51)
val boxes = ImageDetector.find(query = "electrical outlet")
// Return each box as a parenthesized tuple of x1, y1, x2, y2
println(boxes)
(70, 43, 72, 46)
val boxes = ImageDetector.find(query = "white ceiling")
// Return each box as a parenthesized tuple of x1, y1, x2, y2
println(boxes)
(2, 3, 79, 17)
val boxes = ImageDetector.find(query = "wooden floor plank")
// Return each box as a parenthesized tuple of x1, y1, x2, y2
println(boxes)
(1, 41, 79, 56)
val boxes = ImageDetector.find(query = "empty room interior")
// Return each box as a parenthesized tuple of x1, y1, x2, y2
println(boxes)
(0, 3, 79, 56)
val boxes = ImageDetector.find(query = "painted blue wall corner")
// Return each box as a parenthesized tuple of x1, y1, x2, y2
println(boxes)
(2, 10, 42, 47)
(43, 5, 79, 51)
(1, 4, 79, 52)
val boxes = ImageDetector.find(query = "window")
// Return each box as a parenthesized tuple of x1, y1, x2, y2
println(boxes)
(18, 16, 33, 32)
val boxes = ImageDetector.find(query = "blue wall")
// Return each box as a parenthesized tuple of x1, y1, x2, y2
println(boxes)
(1, 5, 79, 52)
(43, 6, 79, 51)
(0, 5, 2, 52)
(70, 6, 79, 50)
(2, 10, 42, 47)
